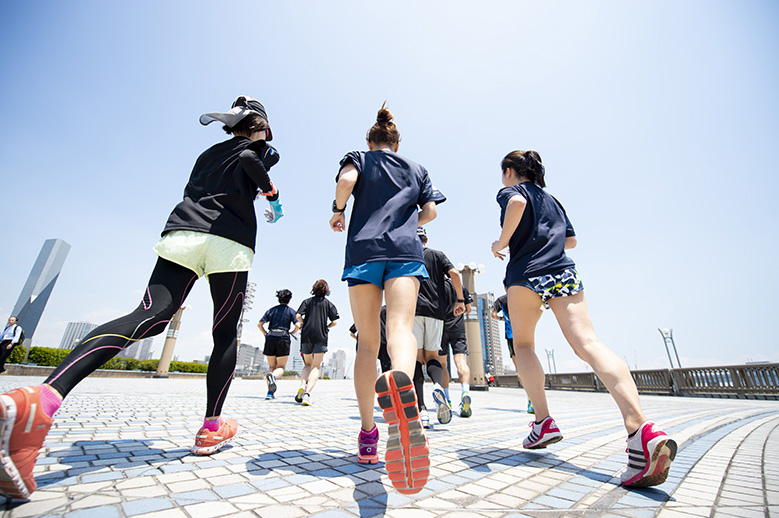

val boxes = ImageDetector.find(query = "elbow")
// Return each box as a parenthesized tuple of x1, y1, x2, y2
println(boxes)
(565, 236, 577, 249)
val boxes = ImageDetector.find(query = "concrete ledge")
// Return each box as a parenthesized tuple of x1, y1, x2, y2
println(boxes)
(2, 364, 207, 379)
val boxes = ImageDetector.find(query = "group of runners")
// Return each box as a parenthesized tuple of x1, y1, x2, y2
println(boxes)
(0, 97, 676, 501)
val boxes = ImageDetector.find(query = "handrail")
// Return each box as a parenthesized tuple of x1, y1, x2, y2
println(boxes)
(492, 363, 779, 399)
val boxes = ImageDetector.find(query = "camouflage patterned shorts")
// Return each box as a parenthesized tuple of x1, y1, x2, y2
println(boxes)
(523, 268, 584, 309)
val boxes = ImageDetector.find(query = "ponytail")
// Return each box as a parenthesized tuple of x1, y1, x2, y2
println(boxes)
(501, 150, 546, 188)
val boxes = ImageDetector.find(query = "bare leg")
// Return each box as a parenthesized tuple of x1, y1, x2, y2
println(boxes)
(383, 276, 420, 376)
(348, 283, 384, 431)
(507, 286, 548, 420)
(453, 353, 470, 388)
(273, 356, 288, 379)
(303, 353, 325, 393)
(548, 292, 646, 433)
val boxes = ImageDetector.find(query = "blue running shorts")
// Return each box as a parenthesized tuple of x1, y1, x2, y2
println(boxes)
(510, 267, 584, 309)
(342, 261, 429, 288)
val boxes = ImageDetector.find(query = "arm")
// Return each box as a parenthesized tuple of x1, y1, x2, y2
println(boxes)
(296, 313, 304, 326)
(290, 322, 301, 335)
(491, 195, 526, 260)
(447, 268, 466, 316)
(13, 326, 22, 345)
(327, 320, 338, 329)
(330, 164, 358, 232)
(491, 309, 503, 321)
(257, 320, 268, 336)
(418, 201, 437, 226)
(565, 236, 577, 249)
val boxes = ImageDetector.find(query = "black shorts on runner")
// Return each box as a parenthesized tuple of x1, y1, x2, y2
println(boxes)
(301, 342, 328, 355)
(439, 320, 468, 356)
(264, 335, 291, 357)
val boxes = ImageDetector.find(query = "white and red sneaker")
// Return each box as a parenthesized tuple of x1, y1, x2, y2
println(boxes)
(522, 416, 563, 449)
(621, 421, 677, 488)
(0, 386, 54, 499)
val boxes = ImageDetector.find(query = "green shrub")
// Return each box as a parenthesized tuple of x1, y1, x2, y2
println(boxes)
(283, 370, 299, 377)
(27, 347, 71, 367)
(169, 361, 208, 373)
(139, 360, 160, 371)
(7, 346, 27, 364)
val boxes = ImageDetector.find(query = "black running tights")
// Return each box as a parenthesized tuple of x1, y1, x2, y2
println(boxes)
(45, 258, 247, 418)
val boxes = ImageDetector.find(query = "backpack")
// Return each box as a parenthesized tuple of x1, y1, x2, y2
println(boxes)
(16, 327, 24, 345)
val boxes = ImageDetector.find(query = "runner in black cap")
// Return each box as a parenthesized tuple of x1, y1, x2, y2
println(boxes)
(0, 95, 284, 499)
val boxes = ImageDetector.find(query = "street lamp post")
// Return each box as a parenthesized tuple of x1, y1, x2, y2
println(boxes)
(545, 349, 556, 374)
(658, 328, 682, 369)
(155, 305, 190, 378)
(458, 262, 487, 388)
(237, 282, 256, 347)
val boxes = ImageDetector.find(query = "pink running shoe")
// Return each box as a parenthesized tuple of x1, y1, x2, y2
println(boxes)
(621, 421, 677, 488)
(191, 418, 238, 455)
(522, 416, 563, 449)
(0, 386, 54, 499)
(358, 425, 379, 464)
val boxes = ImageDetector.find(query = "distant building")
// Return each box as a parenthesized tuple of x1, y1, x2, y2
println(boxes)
(59, 322, 98, 350)
(12, 239, 71, 346)
(325, 350, 347, 379)
(476, 292, 504, 376)
(236, 343, 266, 374)
(118, 337, 154, 361)
(289, 337, 304, 374)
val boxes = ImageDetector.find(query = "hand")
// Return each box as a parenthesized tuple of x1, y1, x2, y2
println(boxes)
(491, 240, 506, 260)
(265, 199, 284, 223)
(330, 212, 345, 232)
(453, 301, 466, 316)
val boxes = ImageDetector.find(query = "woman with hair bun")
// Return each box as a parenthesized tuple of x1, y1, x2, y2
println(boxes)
(330, 103, 445, 494)
(492, 150, 676, 488)
(258, 289, 300, 399)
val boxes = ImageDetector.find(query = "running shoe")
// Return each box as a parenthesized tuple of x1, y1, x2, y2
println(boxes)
(460, 392, 472, 418)
(0, 386, 54, 499)
(420, 408, 432, 429)
(522, 416, 563, 449)
(295, 387, 305, 403)
(265, 391, 275, 400)
(191, 418, 238, 455)
(621, 421, 677, 488)
(266, 372, 277, 395)
(358, 425, 379, 464)
(375, 370, 429, 495)
(527, 399, 535, 414)
(432, 386, 452, 425)
(301, 393, 312, 406)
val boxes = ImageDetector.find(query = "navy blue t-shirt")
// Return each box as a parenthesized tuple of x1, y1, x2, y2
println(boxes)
(497, 182, 576, 285)
(338, 150, 445, 269)
(260, 304, 298, 334)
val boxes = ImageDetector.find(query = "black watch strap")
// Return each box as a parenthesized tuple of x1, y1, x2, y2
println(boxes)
(332, 200, 346, 213)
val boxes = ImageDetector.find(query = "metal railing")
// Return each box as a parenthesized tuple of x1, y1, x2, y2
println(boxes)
(493, 363, 779, 399)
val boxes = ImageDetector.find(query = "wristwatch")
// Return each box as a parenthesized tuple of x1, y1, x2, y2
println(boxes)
(457, 299, 465, 303)
(332, 200, 346, 213)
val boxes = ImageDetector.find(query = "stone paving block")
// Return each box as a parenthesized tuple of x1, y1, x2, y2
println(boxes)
(64, 505, 122, 518)
(254, 504, 309, 518)
(120, 497, 175, 517)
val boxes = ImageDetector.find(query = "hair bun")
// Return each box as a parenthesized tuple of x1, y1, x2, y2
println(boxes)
(376, 102, 394, 126)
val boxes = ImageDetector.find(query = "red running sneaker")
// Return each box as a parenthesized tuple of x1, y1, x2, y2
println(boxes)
(0, 386, 54, 499)
(621, 421, 677, 488)
(522, 416, 563, 449)
(375, 370, 429, 494)
(191, 418, 238, 455)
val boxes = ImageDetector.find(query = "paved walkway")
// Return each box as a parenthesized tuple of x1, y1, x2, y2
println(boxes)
(0, 376, 776, 517)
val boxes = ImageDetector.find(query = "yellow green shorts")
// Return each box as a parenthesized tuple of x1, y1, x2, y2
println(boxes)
(153, 230, 254, 279)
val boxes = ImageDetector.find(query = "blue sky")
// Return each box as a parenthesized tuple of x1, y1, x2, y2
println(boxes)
(1, 1, 777, 374)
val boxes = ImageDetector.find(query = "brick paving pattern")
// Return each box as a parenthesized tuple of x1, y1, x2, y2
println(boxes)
(0, 376, 775, 517)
